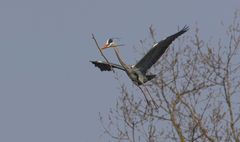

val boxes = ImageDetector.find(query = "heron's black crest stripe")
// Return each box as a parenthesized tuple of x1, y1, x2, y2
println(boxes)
(107, 38, 113, 44)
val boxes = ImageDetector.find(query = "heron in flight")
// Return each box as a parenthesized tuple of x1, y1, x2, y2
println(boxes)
(91, 26, 189, 86)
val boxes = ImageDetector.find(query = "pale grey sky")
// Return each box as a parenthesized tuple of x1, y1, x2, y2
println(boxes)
(0, 0, 239, 141)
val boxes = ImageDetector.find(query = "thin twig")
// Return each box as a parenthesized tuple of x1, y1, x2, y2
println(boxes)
(149, 25, 157, 44)
(92, 33, 115, 73)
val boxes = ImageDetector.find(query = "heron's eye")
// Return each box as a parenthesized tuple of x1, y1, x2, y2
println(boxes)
(107, 38, 113, 44)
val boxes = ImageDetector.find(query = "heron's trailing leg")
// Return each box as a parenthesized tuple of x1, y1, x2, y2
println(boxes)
(113, 47, 158, 107)
(142, 85, 158, 108)
(137, 85, 151, 106)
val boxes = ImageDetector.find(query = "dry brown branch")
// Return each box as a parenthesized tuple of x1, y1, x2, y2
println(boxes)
(100, 11, 240, 142)
(91, 33, 115, 73)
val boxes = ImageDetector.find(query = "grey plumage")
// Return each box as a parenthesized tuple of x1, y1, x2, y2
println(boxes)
(91, 26, 189, 85)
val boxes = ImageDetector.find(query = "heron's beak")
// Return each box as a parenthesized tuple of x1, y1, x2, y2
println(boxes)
(101, 42, 117, 50)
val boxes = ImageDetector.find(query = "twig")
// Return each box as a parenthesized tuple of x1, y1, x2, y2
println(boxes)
(92, 33, 115, 73)
(149, 25, 157, 44)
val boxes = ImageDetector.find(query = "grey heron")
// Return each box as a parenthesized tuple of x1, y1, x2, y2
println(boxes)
(91, 26, 189, 86)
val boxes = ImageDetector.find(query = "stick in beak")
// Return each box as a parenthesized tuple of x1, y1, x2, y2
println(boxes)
(101, 38, 124, 51)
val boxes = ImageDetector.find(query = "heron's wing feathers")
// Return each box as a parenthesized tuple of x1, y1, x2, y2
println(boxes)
(90, 60, 125, 71)
(135, 26, 189, 74)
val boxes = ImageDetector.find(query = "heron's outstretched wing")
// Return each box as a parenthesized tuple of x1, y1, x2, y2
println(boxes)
(90, 60, 125, 71)
(135, 26, 189, 74)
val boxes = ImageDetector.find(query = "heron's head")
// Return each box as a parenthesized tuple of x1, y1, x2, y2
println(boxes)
(101, 38, 117, 50)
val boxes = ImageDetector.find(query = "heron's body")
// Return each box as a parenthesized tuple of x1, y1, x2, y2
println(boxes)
(91, 58, 156, 85)
(91, 26, 189, 86)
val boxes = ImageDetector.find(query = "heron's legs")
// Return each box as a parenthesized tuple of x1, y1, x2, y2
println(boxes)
(142, 85, 158, 108)
(138, 85, 158, 108)
(137, 86, 151, 106)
